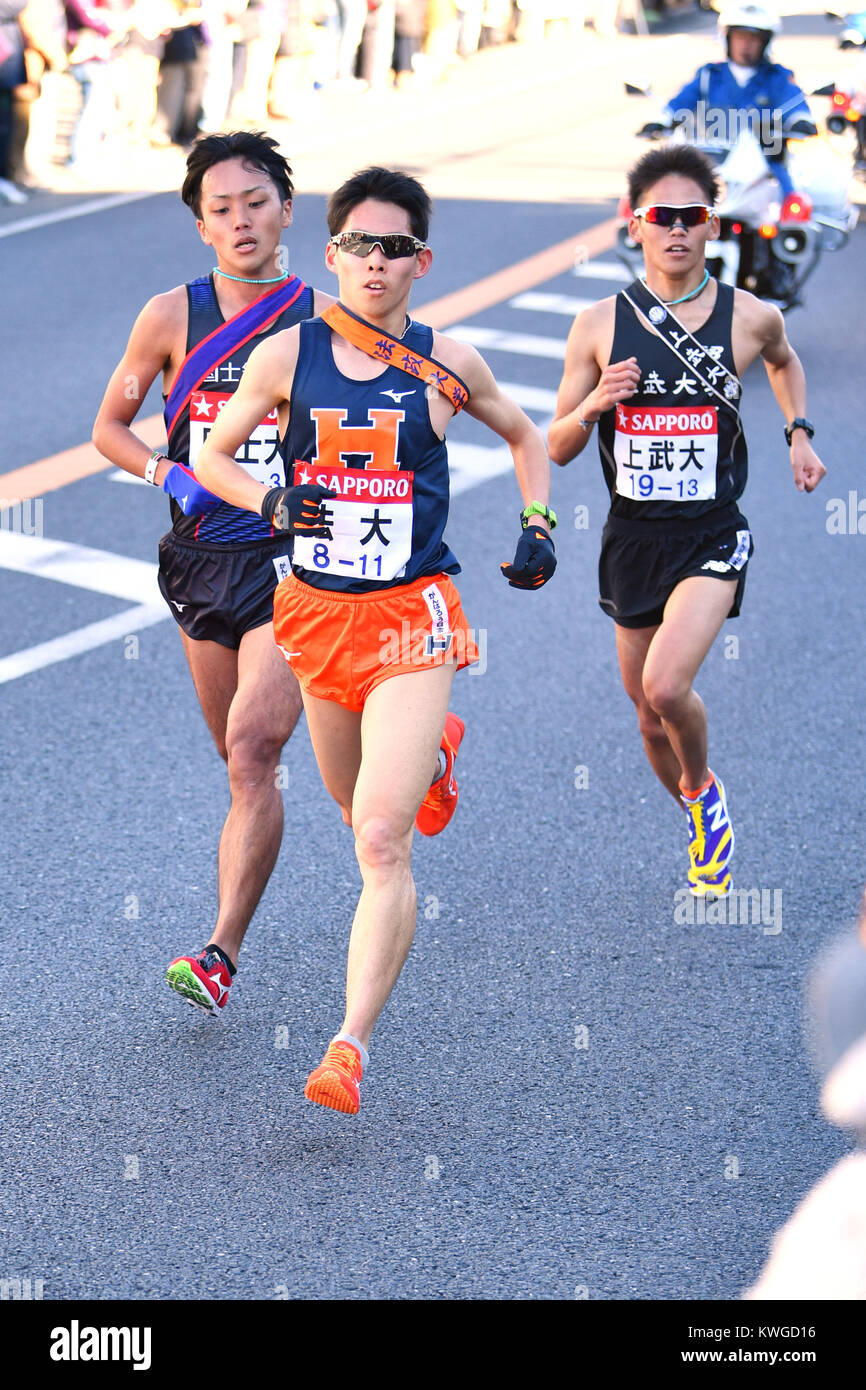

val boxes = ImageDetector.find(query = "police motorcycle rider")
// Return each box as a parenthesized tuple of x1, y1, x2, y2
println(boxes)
(639, 4, 818, 199)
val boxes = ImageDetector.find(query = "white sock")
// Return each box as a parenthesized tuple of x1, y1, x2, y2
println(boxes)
(334, 1031, 369, 1070)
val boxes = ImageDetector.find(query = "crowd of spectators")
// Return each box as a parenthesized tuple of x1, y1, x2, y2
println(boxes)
(0, 1, 587, 201)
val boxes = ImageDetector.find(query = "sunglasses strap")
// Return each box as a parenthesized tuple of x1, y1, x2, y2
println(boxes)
(321, 302, 471, 413)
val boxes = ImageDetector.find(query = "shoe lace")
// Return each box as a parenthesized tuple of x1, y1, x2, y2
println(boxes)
(328, 1041, 361, 1076)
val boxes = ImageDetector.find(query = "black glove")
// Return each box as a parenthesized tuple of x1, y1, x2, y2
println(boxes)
(261, 483, 336, 536)
(500, 525, 557, 590)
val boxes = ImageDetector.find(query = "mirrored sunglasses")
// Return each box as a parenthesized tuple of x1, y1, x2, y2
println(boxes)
(328, 230, 427, 259)
(632, 204, 715, 227)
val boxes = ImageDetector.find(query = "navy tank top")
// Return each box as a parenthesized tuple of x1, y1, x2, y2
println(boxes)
(597, 280, 748, 522)
(283, 317, 460, 592)
(166, 273, 314, 545)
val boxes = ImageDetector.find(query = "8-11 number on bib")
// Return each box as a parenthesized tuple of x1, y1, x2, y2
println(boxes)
(291, 462, 414, 582)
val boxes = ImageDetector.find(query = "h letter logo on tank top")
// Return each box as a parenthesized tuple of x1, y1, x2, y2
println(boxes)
(292, 406, 413, 583)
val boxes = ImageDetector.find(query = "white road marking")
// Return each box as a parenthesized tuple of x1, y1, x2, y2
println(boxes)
(492, 381, 559, 412)
(0, 532, 168, 683)
(0, 604, 167, 685)
(447, 441, 516, 498)
(109, 470, 148, 485)
(574, 260, 632, 282)
(0, 532, 161, 603)
(0, 190, 156, 240)
(446, 324, 567, 360)
(509, 292, 594, 316)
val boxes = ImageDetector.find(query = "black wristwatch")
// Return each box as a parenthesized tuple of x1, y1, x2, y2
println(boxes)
(784, 417, 814, 446)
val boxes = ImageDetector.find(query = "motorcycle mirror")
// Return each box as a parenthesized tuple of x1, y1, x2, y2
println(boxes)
(624, 82, 652, 98)
(824, 9, 845, 18)
(812, 83, 837, 96)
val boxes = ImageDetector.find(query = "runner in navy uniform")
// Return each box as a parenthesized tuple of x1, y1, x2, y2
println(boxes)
(196, 167, 556, 1112)
(549, 143, 826, 898)
(92, 132, 333, 1014)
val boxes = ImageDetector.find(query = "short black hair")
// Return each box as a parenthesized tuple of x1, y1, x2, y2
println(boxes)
(181, 131, 294, 218)
(627, 144, 720, 211)
(327, 167, 432, 242)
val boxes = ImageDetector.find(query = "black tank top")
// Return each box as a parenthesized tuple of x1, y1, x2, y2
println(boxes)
(166, 273, 314, 545)
(597, 279, 748, 522)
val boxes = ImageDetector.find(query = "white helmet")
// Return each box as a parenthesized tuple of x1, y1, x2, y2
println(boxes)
(718, 4, 781, 58)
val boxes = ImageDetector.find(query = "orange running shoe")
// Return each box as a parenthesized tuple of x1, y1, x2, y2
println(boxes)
(304, 1039, 363, 1114)
(415, 712, 465, 837)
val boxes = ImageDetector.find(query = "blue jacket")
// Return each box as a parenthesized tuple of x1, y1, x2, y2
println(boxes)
(664, 60, 813, 195)
(665, 59, 812, 130)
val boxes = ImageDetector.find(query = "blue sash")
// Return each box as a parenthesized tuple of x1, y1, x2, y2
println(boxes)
(164, 275, 307, 438)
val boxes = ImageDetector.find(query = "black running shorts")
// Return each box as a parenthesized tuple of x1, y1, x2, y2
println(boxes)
(598, 507, 754, 630)
(157, 532, 293, 649)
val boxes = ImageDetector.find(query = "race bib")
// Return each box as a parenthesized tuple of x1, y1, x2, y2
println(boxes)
(290, 463, 414, 583)
(613, 404, 718, 502)
(188, 391, 285, 489)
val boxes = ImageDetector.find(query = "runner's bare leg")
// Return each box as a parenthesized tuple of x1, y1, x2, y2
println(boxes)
(181, 623, 303, 965)
(639, 576, 738, 792)
(615, 621, 683, 801)
(302, 663, 456, 1050)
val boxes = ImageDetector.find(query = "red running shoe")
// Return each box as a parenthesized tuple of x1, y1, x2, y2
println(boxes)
(304, 1039, 363, 1114)
(415, 712, 465, 837)
(165, 946, 233, 1015)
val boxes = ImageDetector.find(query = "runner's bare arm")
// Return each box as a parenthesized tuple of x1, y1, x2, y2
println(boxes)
(196, 329, 300, 512)
(91, 288, 187, 488)
(755, 299, 827, 493)
(548, 301, 639, 465)
(435, 336, 552, 528)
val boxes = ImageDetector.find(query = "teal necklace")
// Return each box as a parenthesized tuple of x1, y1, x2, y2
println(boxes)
(644, 268, 710, 307)
(213, 268, 288, 284)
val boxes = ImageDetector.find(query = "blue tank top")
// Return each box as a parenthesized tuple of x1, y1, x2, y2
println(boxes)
(166, 273, 314, 545)
(284, 317, 460, 592)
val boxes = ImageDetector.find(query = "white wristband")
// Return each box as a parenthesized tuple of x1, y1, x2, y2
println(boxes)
(144, 451, 165, 486)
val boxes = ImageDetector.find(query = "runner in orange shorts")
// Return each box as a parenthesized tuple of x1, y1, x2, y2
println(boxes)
(196, 166, 556, 1114)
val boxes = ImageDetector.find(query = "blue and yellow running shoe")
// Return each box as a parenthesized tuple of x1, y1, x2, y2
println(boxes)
(688, 865, 733, 899)
(681, 771, 734, 887)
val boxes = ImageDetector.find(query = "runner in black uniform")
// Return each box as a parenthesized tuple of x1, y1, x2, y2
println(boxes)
(93, 132, 333, 1014)
(550, 143, 826, 898)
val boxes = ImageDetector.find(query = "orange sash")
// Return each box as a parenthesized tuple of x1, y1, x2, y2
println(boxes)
(321, 302, 470, 413)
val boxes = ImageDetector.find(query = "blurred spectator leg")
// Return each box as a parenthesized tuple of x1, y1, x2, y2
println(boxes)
(153, 61, 185, 145)
(456, 1, 482, 55)
(66, 59, 112, 166)
(23, 67, 64, 177)
(359, 0, 396, 90)
(336, 0, 366, 80)
(237, 23, 281, 124)
(424, 0, 458, 80)
(179, 48, 208, 145)
(201, 19, 235, 132)
(0, 36, 28, 200)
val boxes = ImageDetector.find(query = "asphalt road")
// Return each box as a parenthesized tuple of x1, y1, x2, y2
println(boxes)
(1, 15, 865, 1304)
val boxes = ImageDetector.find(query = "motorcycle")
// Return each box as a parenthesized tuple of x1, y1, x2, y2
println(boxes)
(620, 90, 857, 310)
(818, 11, 866, 173)
(814, 80, 866, 172)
